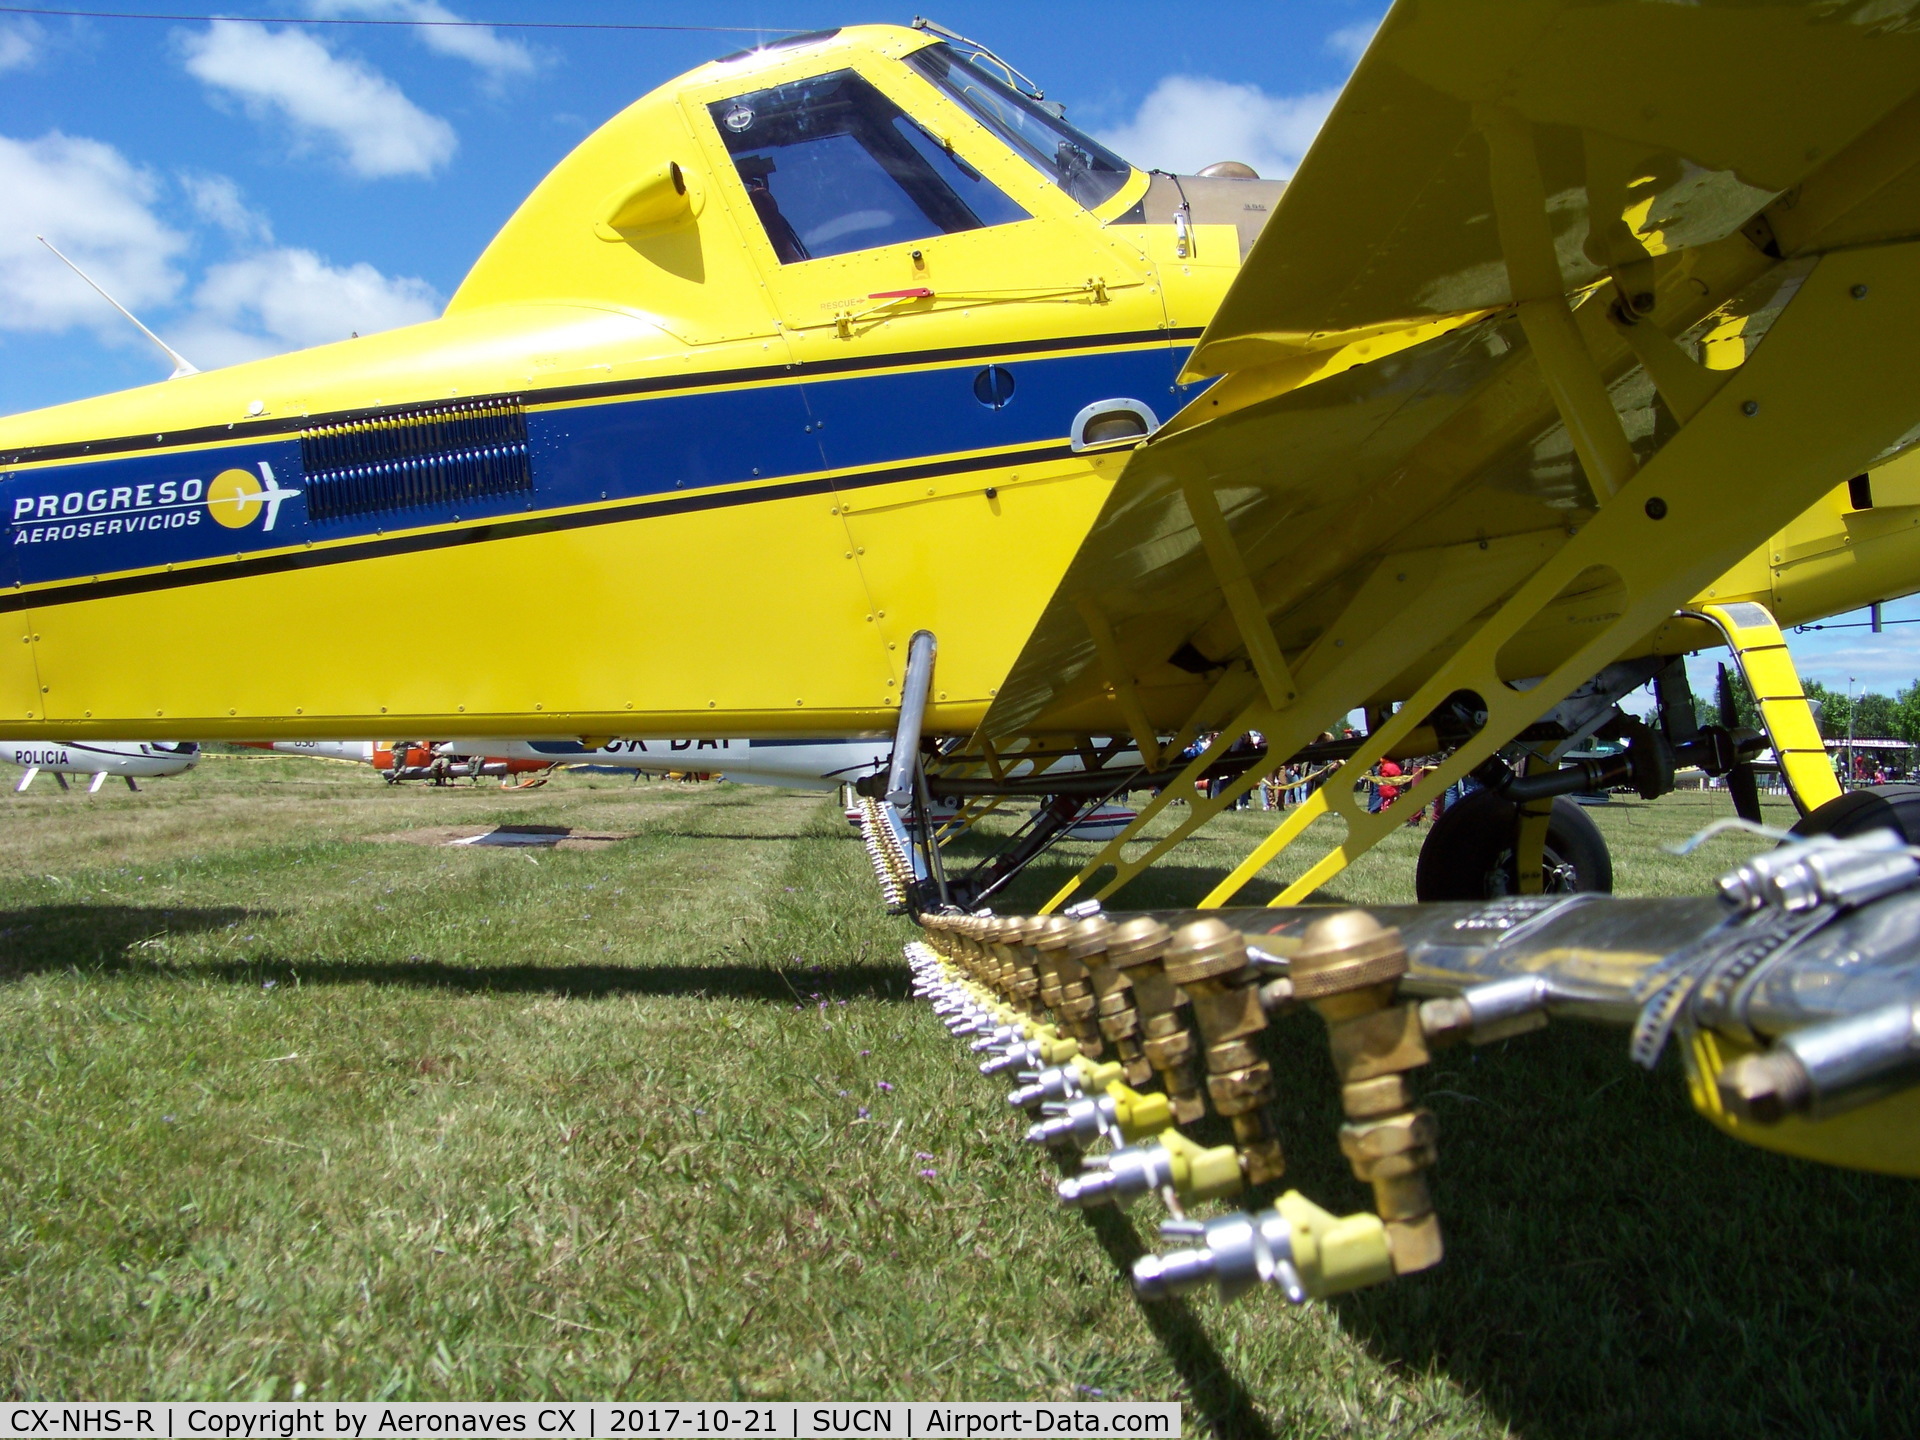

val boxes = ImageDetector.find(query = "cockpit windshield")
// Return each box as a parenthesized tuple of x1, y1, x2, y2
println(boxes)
(905, 43, 1132, 212)
(709, 69, 1029, 264)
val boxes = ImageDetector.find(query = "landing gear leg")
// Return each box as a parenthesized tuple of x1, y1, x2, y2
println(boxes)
(1511, 754, 1556, 895)
(1416, 789, 1612, 900)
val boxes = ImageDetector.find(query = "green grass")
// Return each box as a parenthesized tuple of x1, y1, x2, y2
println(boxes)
(1, 761, 1915, 1439)
(980, 784, 1792, 912)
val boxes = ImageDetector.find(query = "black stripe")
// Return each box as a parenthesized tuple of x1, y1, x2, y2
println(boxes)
(0, 442, 1076, 615)
(1, 328, 1204, 468)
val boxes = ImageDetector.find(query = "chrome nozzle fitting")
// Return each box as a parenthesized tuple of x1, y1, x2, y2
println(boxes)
(980, 1041, 1041, 1076)
(970, 1025, 1023, 1052)
(1024, 1093, 1117, 1150)
(1057, 1141, 1173, 1209)
(1130, 1247, 1220, 1302)
(1131, 1209, 1306, 1305)
(1006, 1079, 1046, 1110)
(1006, 1064, 1082, 1112)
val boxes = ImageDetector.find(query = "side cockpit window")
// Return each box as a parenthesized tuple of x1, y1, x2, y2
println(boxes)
(904, 43, 1132, 212)
(709, 69, 1028, 263)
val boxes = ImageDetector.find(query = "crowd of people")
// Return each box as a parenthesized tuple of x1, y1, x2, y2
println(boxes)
(1177, 731, 1471, 823)
(1169, 725, 1920, 824)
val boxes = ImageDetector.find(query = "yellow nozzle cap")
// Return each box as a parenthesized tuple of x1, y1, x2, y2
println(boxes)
(1277, 1190, 1394, 1298)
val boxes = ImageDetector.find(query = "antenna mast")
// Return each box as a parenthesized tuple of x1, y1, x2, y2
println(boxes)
(37, 235, 200, 379)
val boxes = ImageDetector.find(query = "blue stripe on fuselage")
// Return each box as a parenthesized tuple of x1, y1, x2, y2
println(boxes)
(527, 343, 1183, 511)
(0, 344, 1195, 591)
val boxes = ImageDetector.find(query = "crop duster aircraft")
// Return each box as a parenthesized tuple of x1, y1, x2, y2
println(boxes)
(4, 3, 1920, 1297)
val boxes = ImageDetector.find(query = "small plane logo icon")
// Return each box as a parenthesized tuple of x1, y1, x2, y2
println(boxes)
(206, 461, 301, 533)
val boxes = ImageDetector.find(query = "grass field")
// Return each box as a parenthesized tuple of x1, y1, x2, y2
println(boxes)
(1, 758, 1916, 1438)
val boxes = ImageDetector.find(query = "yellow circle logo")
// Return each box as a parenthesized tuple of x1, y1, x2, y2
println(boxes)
(207, 468, 264, 529)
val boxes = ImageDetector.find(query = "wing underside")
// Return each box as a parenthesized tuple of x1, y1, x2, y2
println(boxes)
(980, 0, 1920, 751)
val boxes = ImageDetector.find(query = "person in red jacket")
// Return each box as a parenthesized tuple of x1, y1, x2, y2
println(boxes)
(1370, 758, 1403, 813)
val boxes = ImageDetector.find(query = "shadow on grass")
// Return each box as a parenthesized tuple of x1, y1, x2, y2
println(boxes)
(0, 903, 910, 1003)
(0, 903, 255, 981)
(1256, 1011, 1920, 1440)
(193, 956, 912, 1003)
(990, 861, 1346, 913)
(929, 827, 1283, 912)
(1076, 1204, 1276, 1440)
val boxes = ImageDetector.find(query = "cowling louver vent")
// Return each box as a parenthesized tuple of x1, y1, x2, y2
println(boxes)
(299, 397, 532, 523)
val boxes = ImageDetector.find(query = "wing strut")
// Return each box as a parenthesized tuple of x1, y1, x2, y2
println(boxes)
(1075, 598, 1164, 772)
(1184, 482, 1299, 712)
(1479, 109, 1636, 500)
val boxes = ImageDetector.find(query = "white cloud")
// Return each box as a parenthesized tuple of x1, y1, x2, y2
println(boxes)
(178, 247, 440, 366)
(0, 129, 439, 378)
(0, 131, 190, 335)
(180, 21, 456, 178)
(180, 171, 274, 245)
(309, 0, 536, 81)
(0, 18, 42, 73)
(1096, 75, 1339, 180)
(1785, 626, 1920, 696)
(1326, 16, 1383, 65)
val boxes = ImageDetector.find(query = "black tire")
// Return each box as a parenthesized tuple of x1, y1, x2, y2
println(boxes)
(1789, 784, 1920, 844)
(1415, 788, 1613, 901)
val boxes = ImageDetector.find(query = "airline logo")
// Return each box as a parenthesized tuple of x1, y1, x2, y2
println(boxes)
(206, 463, 300, 531)
(10, 460, 301, 547)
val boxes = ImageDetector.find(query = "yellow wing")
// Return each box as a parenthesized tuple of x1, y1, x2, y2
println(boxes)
(983, 0, 1920, 759)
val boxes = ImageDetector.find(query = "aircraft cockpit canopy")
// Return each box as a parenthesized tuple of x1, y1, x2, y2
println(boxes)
(904, 43, 1132, 212)
(709, 68, 1030, 264)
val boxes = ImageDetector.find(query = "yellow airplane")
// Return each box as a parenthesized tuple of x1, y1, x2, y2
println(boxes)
(3, 3, 1920, 1280)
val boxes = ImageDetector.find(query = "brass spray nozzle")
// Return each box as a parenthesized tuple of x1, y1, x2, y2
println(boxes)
(1101, 917, 1206, 1125)
(1032, 913, 1105, 1057)
(1164, 917, 1285, 1185)
(1290, 910, 1442, 1275)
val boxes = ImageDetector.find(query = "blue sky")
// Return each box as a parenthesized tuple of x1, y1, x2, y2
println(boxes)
(0, 0, 1375, 411)
(2, 0, 1914, 692)
(1765, 604, 1920, 700)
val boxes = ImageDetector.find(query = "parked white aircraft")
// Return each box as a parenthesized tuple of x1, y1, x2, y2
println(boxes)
(1, 740, 198, 793)
(246, 740, 551, 784)
(436, 737, 1141, 838)
(255, 740, 379, 764)
(434, 737, 889, 790)
(261, 737, 1134, 819)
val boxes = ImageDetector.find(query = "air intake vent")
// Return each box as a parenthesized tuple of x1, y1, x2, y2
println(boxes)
(300, 397, 532, 523)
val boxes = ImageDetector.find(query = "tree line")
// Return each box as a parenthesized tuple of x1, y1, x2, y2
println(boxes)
(1698, 669, 1920, 742)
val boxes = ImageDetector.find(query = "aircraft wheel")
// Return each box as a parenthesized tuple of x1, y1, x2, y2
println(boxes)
(1789, 784, 1920, 843)
(1414, 788, 1613, 901)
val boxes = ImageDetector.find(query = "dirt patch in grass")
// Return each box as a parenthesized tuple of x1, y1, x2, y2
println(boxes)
(368, 824, 639, 850)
